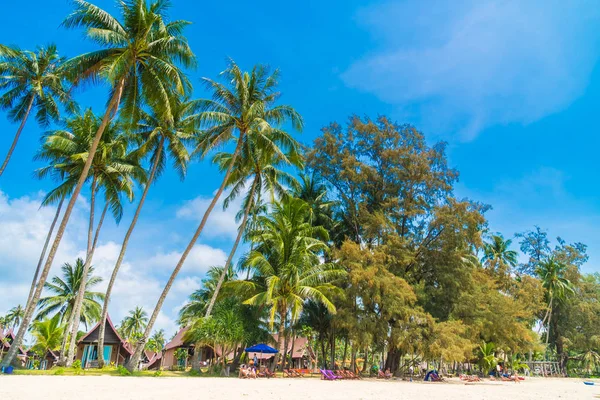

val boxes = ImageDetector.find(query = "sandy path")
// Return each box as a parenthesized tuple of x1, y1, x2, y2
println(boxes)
(0, 375, 596, 400)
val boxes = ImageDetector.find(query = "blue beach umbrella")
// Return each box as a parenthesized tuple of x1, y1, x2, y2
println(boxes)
(245, 343, 278, 367)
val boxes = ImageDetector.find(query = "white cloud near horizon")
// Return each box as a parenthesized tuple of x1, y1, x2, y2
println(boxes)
(342, 0, 600, 139)
(0, 190, 225, 335)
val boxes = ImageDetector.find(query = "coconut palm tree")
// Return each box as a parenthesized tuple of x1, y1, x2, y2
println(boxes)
(36, 259, 105, 327)
(481, 234, 518, 282)
(178, 266, 236, 327)
(5, 305, 25, 329)
(35, 111, 142, 366)
(234, 197, 345, 369)
(1, 0, 194, 369)
(97, 95, 198, 367)
(0, 44, 76, 176)
(146, 329, 165, 353)
(537, 258, 575, 349)
(293, 173, 335, 230)
(125, 60, 303, 371)
(31, 314, 63, 355)
(203, 128, 303, 317)
(120, 307, 148, 342)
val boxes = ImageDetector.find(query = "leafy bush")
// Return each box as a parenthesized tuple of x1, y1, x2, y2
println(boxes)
(72, 360, 82, 370)
(188, 369, 200, 377)
(53, 367, 65, 375)
(117, 365, 131, 376)
(153, 369, 162, 377)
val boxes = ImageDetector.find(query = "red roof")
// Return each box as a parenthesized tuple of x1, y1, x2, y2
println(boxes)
(164, 327, 190, 351)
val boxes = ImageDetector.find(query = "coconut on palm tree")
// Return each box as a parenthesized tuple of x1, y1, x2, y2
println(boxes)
(234, 197, 345, 369)
(97, 95, 199, 367)
(1, 0, 194, 369)
(125, 60, 303, 371)
(0, 44, 76, 177)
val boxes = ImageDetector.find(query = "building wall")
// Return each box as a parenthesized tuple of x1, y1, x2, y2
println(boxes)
(76, 343, 125, 367)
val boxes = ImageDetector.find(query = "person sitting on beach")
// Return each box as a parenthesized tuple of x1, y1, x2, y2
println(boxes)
(384, 368, 393, 379)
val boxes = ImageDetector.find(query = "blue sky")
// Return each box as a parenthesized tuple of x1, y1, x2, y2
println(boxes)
(1, 0, 599, 336)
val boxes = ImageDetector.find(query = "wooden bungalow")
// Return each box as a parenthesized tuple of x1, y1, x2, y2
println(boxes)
(1, 329, 29, 366)
(75, 315, 132, 368)
(161, 327, 216, 370)
(250, 335, 316, 368)
(142, 350, 162, 370)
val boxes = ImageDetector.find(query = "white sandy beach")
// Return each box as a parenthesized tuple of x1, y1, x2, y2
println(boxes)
(0, 375, 596, 400)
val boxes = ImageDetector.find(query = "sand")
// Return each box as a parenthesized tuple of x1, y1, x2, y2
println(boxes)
(0, 375, 596, 400)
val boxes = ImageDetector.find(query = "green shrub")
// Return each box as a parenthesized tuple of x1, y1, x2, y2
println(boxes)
(188, 369, 200, 377)
(72, 360, 82, 370)
(53, 367, 65, 376)
(117, 365, 131, 376)
(153, 369, 162, 377)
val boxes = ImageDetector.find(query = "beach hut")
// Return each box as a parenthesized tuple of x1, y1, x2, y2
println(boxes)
(1, 329, 30, 366)
(162, 327, 216, 370)
(75, 315, 132, 368)
(271, 334, 316, 368)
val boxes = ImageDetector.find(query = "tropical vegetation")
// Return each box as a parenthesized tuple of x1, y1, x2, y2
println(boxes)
(1, 0, 600, 380)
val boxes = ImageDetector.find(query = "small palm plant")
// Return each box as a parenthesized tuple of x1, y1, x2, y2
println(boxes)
(478, 342, 498, 374)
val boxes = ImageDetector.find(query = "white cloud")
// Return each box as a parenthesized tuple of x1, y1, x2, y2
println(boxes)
(0, 190, 225, 336)
(342, 0, 600, 139)
(176, 192, 241, 240)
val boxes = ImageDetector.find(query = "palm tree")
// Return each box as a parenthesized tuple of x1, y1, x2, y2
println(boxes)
(1, 0, 194, 369)
(178, 266, 236, 326)
(5, 305, 25, 329)
(146, 329, 166, 353)
(235, 197, 345, 369)
(125, 60, 303, 371)
(0, 44, 75, 176)
(36, 110, 142, 365)
(203, 126, 303, 317)
(536, 258, 574, 349)
(120, 307, 148, 342)
(293, 173, 335, 230)
(36, 259, 105, 328)
(481, 234, 518, 281)
(97, 95, 198, 367)
(31, 314, 63, 355)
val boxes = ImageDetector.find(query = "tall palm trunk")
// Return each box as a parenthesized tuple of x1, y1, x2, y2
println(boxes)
(125, 136, 245, 372)
(97, 137, 165, 368)
(1, 79, 125, 369)
(65, 201, 109, 366)
(57, 307, 76, 366)
(204, 175, 258, 317)
(24, 196, 65, 320)
(545, 295, 554, 350)
(0, 96, 34, 177)
(274, 304, 286, 371)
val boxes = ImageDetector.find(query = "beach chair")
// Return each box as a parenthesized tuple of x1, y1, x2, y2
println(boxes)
(265, 368, 276, 378)
(327, 370, 343, 379)
(283, 369, 294, 378)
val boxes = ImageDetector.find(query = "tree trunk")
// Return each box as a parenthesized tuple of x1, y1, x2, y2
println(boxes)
(0, 96, 34, 177)
(320, 339, 327, 369)
(289, 333, 296, 369)
(66, 200, 109, 366)
(204, 174, 258, 317)
(362, 347, 369, 373)
(283, 329, 290, 370)
(97, 136, 164, 368)
(24, 196, 65, 323)
(1, 79, 125, 369)
(57, 308, 75, 366)
(545, 295, 554, 351)
(124, 135, 245, 372)
(274, 305, 286, 371)
(330, 323, 335, 370)
(342, 337, 348, 368)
